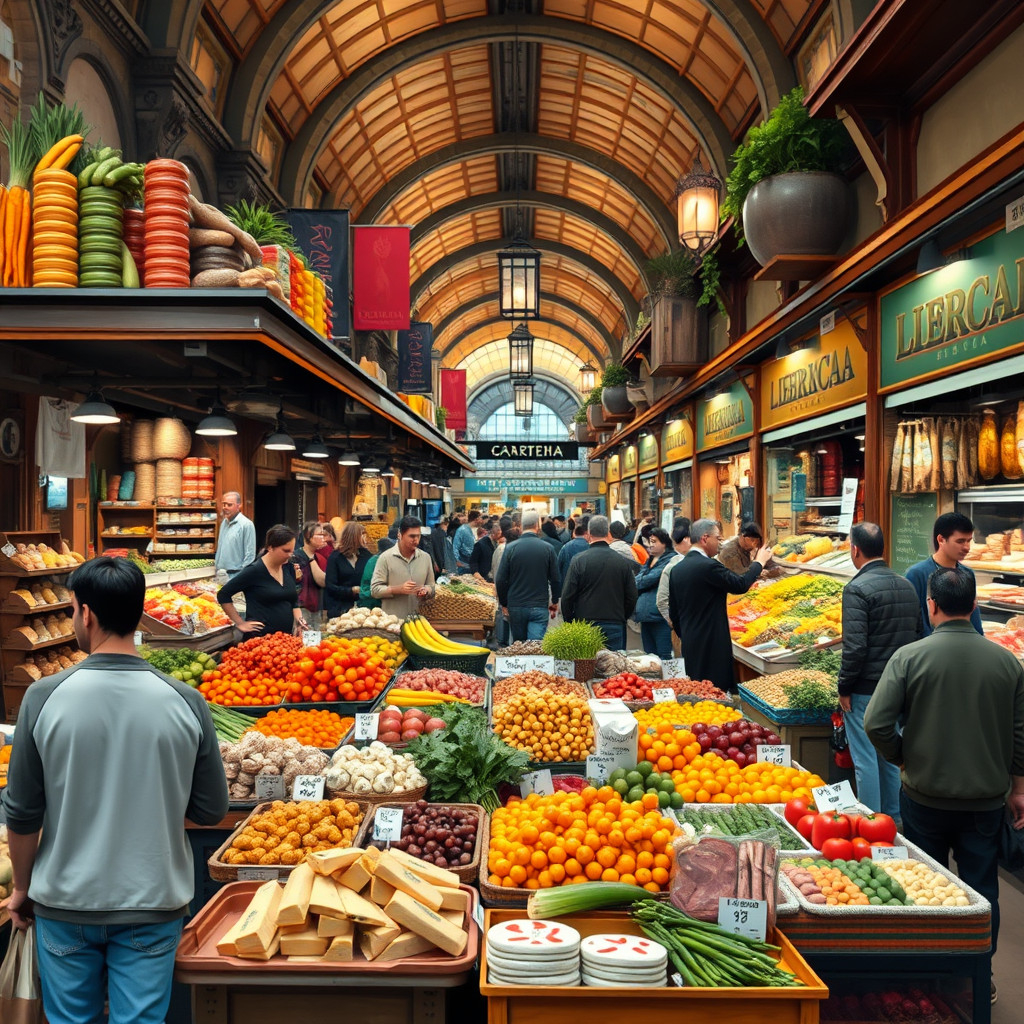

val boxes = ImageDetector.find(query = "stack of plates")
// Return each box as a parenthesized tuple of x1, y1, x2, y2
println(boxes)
(580, 933, 668, 988)
(486, 919, 581, 986)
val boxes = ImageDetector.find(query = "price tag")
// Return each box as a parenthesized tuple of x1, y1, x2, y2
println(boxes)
(819, 310, 836, 335)
(671, 972, 684, 988)
(553, 660, 574, 677)
(717, 898, 768, 943)
(519, 769, 554, 798)
(237, 866, 280, 881)
(755, 744, 792, 767)
(586, 754, 616, 784)
(837, 477, 858, 533)
(812, 780, 857, 812)
(651, 687, 676, 704)
(495, 655, 555, 677)
(255, 774, 285, 801)
(1, 542, 16, 557)
(355, 713, 380, 741)
(134, 631, 143, 647)
(661, 658, 685, 680)
(373, 806, 404, 842)
(292, 775, 325, 801)
(1007, 194, 1024, 233)
(302, 629, 322, 647)
(472, 902, 485, 930)
(871, 845, 909, 862)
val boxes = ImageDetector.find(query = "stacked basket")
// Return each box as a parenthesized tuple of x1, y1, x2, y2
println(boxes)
(182, 457, 215, 502)
(131, 420, 155, 502)
(154, 418, 192, 501)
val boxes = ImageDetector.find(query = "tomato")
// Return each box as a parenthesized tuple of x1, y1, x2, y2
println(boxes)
(857, 813, 898, 845)
(850, 837, 873, 860)
(869, 840, 894, 849)
(845, 813, 863, 837)
(784, 797, 813, 828)
(796, 813, 818, 841)
(820, 837, 854, 860)
(810, 812, 852, 851)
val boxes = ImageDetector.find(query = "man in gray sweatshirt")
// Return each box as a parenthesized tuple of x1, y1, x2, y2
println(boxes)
(2, 556, 228, 1024)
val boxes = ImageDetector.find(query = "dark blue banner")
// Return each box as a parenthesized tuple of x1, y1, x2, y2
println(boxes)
(397, 321, 433, 393)
(284, 209, 350, 342)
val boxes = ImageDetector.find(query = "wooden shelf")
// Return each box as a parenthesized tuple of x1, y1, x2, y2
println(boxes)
(101, 532, 152, 538)
(4, 630, 76, 652)
(753, 254, 839, 282)
(0, 565, 74, 578)
(1, 600, 72, 615)
(155, 533, 216, 539)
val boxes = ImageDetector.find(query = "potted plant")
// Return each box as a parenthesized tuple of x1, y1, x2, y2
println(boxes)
(600, 363, 634, 421)
(435, 406, 447, 431)
(722, 86, 851, 267)
(645, 249, 706, 376)
(572, 405, 591, 442)
(585, 385, 610, 431)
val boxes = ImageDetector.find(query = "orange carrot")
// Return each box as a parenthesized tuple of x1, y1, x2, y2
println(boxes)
(17, 187, 31, 286)
(2, 192, 16, 287)
(0, 186, 7, 276)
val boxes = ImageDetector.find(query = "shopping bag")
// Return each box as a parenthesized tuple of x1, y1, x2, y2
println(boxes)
(0, 924, 45, 1024)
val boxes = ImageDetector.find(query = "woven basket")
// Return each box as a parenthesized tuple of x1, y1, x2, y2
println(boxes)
(134, 462, 155, 502)
(118, 470, 135, 500)
(119, 416, 133, 462)
(365, 802, 487, 883)
(154, 417, 192, 460)
(131, 420, 154, 462)
(325, 781, 428, 807)
(155, 458, 182, 498)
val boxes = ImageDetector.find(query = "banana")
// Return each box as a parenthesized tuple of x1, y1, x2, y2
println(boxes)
(408, 617, 450, 654)
(416, 616, 488, 654)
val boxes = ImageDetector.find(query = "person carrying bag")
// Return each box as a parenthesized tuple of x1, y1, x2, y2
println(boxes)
(0, 924, 45, 1024)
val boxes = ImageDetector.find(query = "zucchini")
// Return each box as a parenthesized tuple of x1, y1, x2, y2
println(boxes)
(90, 156, 122, 186)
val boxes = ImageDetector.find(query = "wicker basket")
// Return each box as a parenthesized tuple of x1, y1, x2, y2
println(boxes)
(207, 798, 372, 882)
(154, 417, 192, 460)
(155, 458, 182, 498)
(324, 781, 428, 807)
(131, 419, 154, 462)
(365, 802, 487, 883)
(134, 462, 155, 502)
(119, 416, 133, 462)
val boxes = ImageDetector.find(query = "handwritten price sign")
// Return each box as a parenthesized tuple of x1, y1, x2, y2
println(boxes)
(373, 807, 404, 842)
(355, 713, 379, 740)
(718, 898, 767, 942)
(292, 775, 325, 801)
(254, 774, 285, 801)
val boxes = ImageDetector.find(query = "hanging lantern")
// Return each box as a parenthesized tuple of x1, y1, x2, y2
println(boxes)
(498, 239, 541, 319)
(674, 156, 721, 256)
(513, 379, 534, 417)
(508, 323, 535, 379)
(578, 361, 597, 394)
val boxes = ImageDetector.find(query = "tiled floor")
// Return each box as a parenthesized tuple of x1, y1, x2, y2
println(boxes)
(993, 868, 1024, 1022)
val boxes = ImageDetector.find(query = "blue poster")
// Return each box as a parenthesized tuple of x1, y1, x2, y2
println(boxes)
(397, 321, 433, 394)
(791, 471, 807, 512)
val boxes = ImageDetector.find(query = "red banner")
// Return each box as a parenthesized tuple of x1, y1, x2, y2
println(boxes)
(440, 369, 467, 430)
(352, 226, 410, 331)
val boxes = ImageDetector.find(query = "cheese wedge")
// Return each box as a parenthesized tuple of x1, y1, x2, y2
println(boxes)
(376, 930, 438, 962)
(387, 847, 461, 889)
(374, 852, 444, 911)
(439, 908, 464, 927)
(385, 890, 467, 956)
(215, 917, 244, 956)
(286, 955, 323, 963)
(308, 847, 363, 876)
(278, 917, 312, 934)
(438, 887, 469, 913)
(308, 873, 347, 918)
(322, 932, 355, 962)
(359, 920, 403, 961)
(276, 861, 315, 925)
(336, 886, 394, 927)
(234, 881, 283, 954)
(235, 931, 281, 960)
(339, 847, 381, 893)
(279, 925, 329, 957)
(369, 874, 397, 906)
(317, 916, 354, 938)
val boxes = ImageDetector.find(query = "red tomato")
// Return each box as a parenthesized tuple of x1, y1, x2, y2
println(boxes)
(810, 812, 852, 851)
(784, 797, 812, 828)
(845, 813, 863, 837)
(796, 813, 818, 841)
(858, 813, 898, 845)
(869, 841, 895, 849)
(850, 837, 873, 860)
(821, 837, 854, 860)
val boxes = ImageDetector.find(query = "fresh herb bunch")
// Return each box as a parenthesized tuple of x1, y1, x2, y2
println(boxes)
(645, 250, 697, 301)
(225, 198, 296, 247)
(402, 703, 531, 812)
(782, 675, 838, 714)
(797, 647, 842, 679)
(541, 620, 607, 660)
(600, 363, 631, 388)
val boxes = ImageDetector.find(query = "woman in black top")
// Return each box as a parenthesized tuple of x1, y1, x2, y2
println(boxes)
(217, 524, 307, 637)
(325, 521, 373, 617)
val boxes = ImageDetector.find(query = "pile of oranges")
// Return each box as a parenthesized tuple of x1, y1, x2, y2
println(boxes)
(671, 753, 823, 804)
(487, 786, 678, 892)
(633, 699, 742, 731)
(246, 708, 354, 749)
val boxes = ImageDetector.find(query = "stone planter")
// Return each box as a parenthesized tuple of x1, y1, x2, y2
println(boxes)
(574, 422, 591, 443)
(650, 295, 705, 377)
(587, 403, 610, 431)
(601, 385, 634, 422)
(626, 386, 650, 412)
(742, 171, 851, 267)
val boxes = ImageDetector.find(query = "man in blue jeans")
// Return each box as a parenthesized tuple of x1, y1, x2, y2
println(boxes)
(836, 522, 921, 820)
(495, 509, 561, 641)
(2, 557, 229, 1024)
(453, 509, 481, 572)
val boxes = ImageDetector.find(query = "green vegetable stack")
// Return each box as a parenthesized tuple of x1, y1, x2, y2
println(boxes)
(541, 620, 607, 660)
(138, 646, 216, 685)
(608, 762, 683, 810)
(676, 805, 796, 847)
(782, 676, 838, 715)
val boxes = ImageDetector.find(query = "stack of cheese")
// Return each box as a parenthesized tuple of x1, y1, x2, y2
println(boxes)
(580, 933, 668, 987)
(486, 919, 582, 986)
(216, 845, 470, 964)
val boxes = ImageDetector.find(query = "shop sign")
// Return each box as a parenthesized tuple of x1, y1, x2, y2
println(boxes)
(880, 228, 1024, 389)
(622, 445, 638, 475)
(605, 453, 621, 483)
(638, 433, 659, 472)
(697, 380, 753, 451)
(290, 457, 326, 480)
(760, 320, 867, 430)
(463, 477, 592, 494)
(661, 415, 694, 464)
(472, 441, 579, 460)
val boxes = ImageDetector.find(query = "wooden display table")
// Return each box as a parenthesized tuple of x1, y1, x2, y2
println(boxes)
(427, 618, 490, 641)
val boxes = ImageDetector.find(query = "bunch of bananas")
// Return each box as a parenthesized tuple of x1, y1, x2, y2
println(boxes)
(400, 614, 488, 657)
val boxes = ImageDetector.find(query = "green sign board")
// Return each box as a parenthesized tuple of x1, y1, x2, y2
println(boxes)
(890, 492, 937, 574)
(697, 381, 754, 451)
(880, 229, 1024, 390)
(638, 433, 659, 472)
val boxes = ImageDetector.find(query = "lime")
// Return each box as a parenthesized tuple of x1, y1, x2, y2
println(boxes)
(627, 786, 646, 804)
(657, 790, 671, 808)
(609, 768, 627, 784)
(669, 792, 683, 809)
(625, 771, 644, 789)
(612, 778, 629, 796)
(636, 761, 654, 778)
(658, 776, 677, 794)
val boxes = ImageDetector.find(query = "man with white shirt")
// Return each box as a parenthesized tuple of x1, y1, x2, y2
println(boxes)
(657, 518, 691, 625)
(214, 491, 256, 582)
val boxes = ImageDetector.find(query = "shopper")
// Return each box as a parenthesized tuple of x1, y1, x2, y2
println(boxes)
(631, 525, 650, 565)
(656, 518, 692, 625)
(864, 568, 1024, 998)
(490, 517, 514, 646)
(558, 516, 589, 580)
(836, 522, 922, 819)
(2, 557, 228, 1024)
(453, 510, 481, 571)
(469, 519, 501, 580)
(668, 518, 772, 692)
(633, 526, 674, 658)
(359, 535, 395, 609)
(554, 515, 571, 544)
(214, 490, 256, 581)
(559, 514, 637, 650)
(370, 515, 436, 617)
(717, 522, 764, 574)
(325, 521, 373, 617)
(609, 520, 640, 566)
(316, 522, 336, 575)
(905, 512, 984, 636)
(293, 521, 327, 615)
(540, 518, 564, 553)
(218, 524, 308, 636)
(495, 509, 561, 641)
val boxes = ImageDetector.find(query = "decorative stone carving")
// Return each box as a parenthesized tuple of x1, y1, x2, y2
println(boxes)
(46, 0, 83, 64)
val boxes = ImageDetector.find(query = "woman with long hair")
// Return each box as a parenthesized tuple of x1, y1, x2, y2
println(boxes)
(633, 526, 674, 658)
(325, 521, 374, 617)
(315, 522, 336, 574)
(293, 521, 327, 614)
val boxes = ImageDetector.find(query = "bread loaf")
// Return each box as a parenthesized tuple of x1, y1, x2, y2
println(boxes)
(979, 409, 1000, 480)
(890, 421, 906, 492)
(1002, 415, 1021, 479)
(15, 625, 38, 643)
(940, 418, 957, 490)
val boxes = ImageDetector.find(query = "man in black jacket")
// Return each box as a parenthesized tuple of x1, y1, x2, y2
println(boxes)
(838, 521, 921, 819)
(495, 510, 561, 640)
(469, 520, 500, 580)
(559, 515, 637, 650)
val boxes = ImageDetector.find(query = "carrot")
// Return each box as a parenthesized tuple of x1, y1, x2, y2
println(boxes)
(3, 192, 17, 287)
(0, 186, 7, 274)
(17, 187, 31, 286)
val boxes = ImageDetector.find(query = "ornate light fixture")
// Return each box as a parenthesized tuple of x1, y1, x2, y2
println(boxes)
(674, 155, 721, 256)
(498, 240, 541, 319)
(508, 323, 535, 379)
(264, 400, 296, 451)
(578, 361, 597, 394)
(513, 379, 534, 417)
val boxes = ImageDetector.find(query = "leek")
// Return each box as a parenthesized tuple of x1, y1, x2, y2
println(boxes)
(526, 881, 658, 919)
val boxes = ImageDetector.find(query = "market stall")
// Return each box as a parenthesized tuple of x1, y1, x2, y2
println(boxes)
(659, 411, 695, 528)
(696, 377, 756, 538)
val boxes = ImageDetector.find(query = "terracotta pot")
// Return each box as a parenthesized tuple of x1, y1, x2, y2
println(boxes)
(742, 171, 851, 267)
(601, 385, 634, 421)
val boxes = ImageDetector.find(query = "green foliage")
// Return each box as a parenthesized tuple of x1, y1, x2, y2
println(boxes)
(435, 406, 447, 429)
(645, 249, 697, 300)
(600, 363, 630, 388)
(541, 620, 607, 659)
(782, 675, 839, 714)
(697, 247, 725, 316)
(573, 405, 589, 424)
(584, 384, 603, 407)
(797, 646, 842, 680)
(722, 86, 848, 244)
(225, 198, 296, 247)
(631, 310, 650, 340)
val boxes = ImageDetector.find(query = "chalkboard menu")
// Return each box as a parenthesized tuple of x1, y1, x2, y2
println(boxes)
(890, 492, 937, 573)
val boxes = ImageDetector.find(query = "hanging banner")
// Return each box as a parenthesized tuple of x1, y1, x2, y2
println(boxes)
(440, 369, 467, 430)
(353, 226, 410, 331)
(473, 441, 579, 460)
(284, 209, 350, 342)
(396, 321, 433, 394)
(697, 380, 754, 451)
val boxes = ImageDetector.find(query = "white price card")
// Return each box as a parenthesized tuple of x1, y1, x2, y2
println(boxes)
(1007, 194, 1024, 233)
(495, 655, 555, 677)
(133, 631, 143, 647)
(302, 629, 322, 648)
(661, 658, 685, 680)
(1, 542, 16, 557)
(237, 866, 280, 881)
(586, 754, 616, 785)
(519, 769, 554, 798)
(651, 687, 676, 704)
(717, 898, 768, 943)
(671, 972, 684, 988)
(755, 744, 792, 767)
(871, 845, 909, 862)
(472, 902, 485, 930)
(837, 477, 858, 533)
(292, 774, 325, 801)
(254, 774, 285, 801)
(553, 660, 574, 677)
(812, 780, 857, 812)
(355, 713, 379, 741)
(373, 806, 404, 843)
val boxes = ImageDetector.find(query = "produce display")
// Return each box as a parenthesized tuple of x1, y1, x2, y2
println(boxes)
(400, 615, 490, 658)
(142, 586, 230, 633)
(488, 786, 678, 891)
(138, 645, 217, 684)
(325, 606, 402, 634)
(634, 699, 742, 733)
(983, 624, 1024, 657)
(219, 799, 364, 866)
(781, 859, 911, 907)
(593, 650, 664, 678)
(688, 718, 782, 768)
(674, 804, 800, 848)
(495, 641, 544, 656)
(325, 742, 427, 797)
(418, 583, 496, 621)
(728, 573, 844, 649)
(874, 859, 969, 907)
(591, 674, 727, 703)
(607, 763, 684, 809)
(446, 574, 496, 596)
(368, 800, 480, 871)
(542, 619, 606, 660)
(662, 747, 823, 806)
(492, 671, 584, 704)
(219, 733, 331, 802)
(773, 534, 847, 564)
(383, 688, 470, 708)
(4, 541, 84, 570)
(146, 557, 215, 572)
(376, 705, 448, 743)
(389, 668, 486, 704)
(247, 709, 355, 749)
(739, 669, 839, 712)
(284, 635, 401, 703)
(491, 689, 596, 763)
